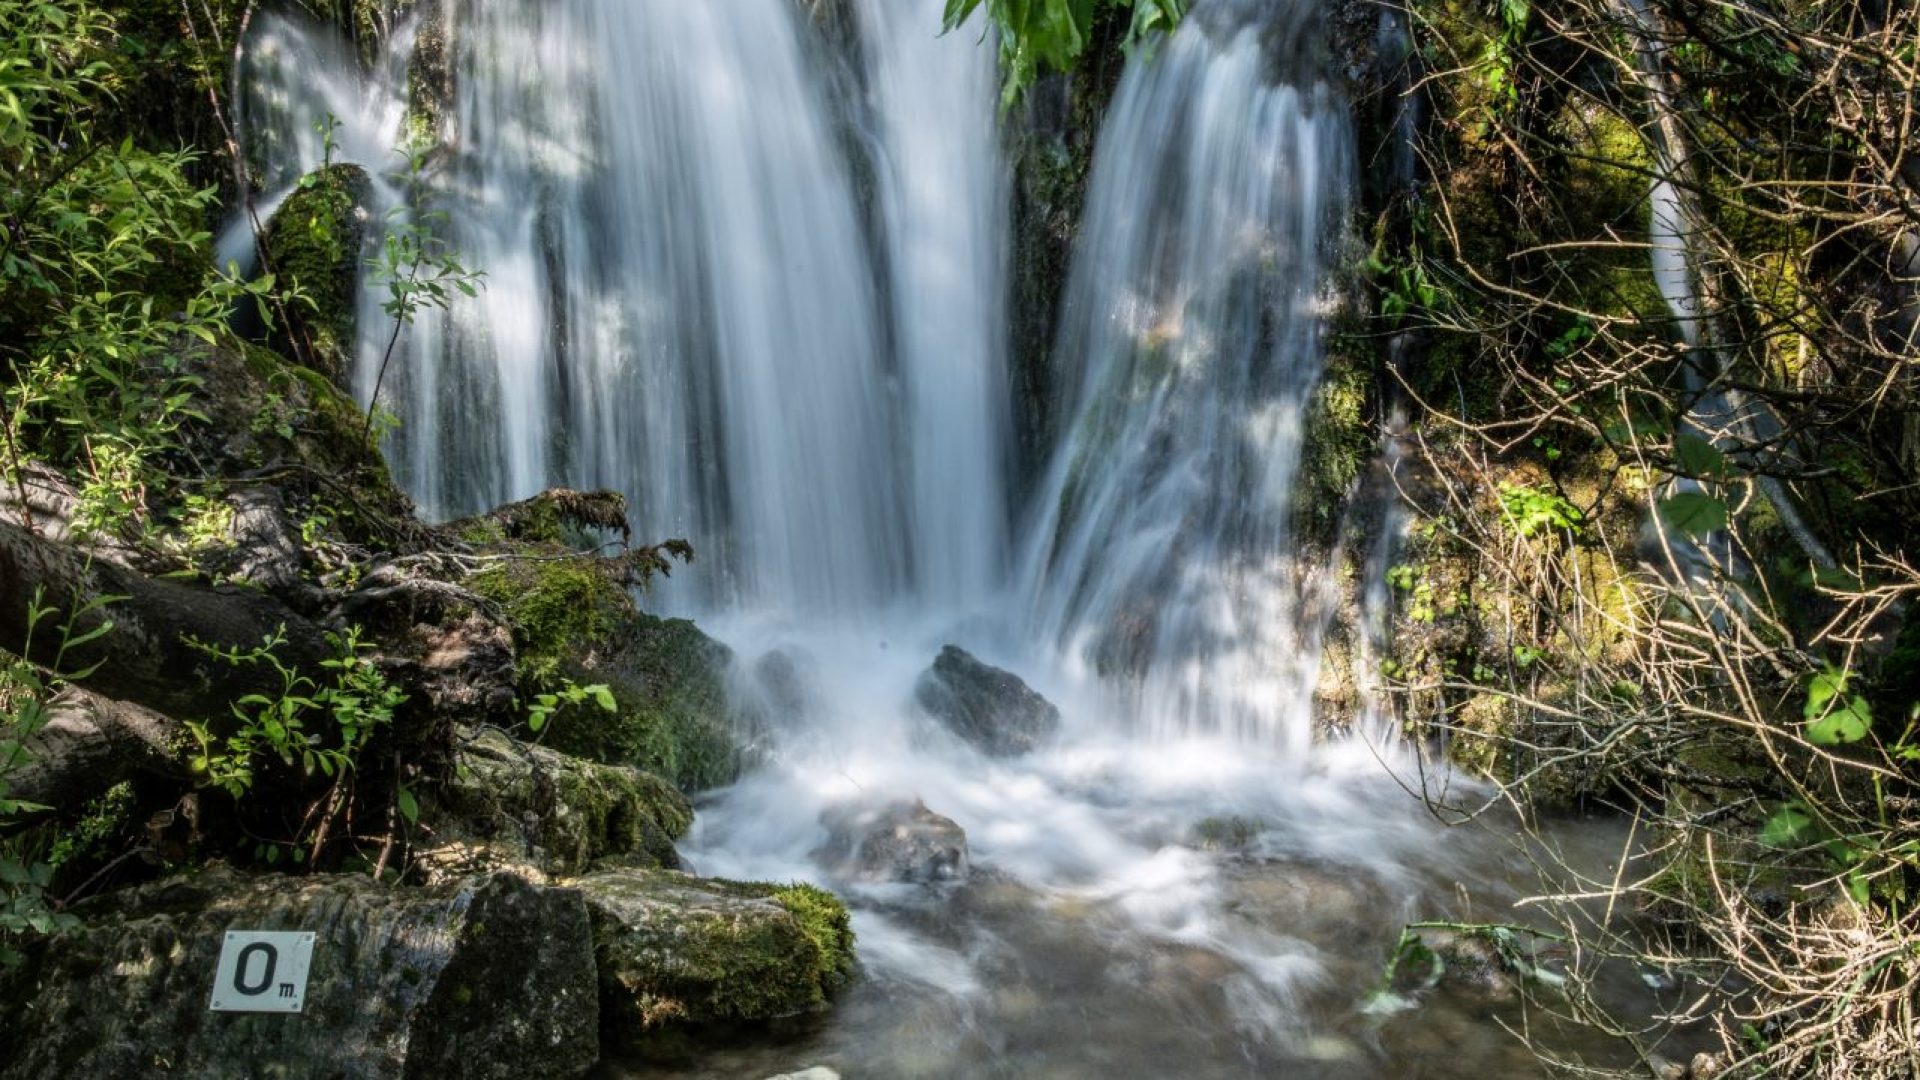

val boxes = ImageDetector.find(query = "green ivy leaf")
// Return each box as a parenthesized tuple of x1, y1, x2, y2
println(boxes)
(396, 787, 419, 826)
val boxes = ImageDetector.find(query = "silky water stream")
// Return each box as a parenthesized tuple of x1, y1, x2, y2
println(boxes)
(233, 1, 1695, 1075)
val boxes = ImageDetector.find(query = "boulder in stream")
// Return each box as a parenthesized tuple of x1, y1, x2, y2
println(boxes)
(0, 867, 600, 1080)
(580, 870, 855, 1052)
(913, 645, 1061, 757)
(817, 798, 969, 884)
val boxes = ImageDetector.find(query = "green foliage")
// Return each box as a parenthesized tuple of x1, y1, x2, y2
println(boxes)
(944, 0, 1184, 106)
(360, 129, 484, 447)
(0, 589, 117, 965)
(2, 0, 278, 535)
(184, 626, 405, 807)
(1497, 482, 1583, 538)
(1655, 491, 1727, 538)
(526, 678, 617, 736)
(1803, 663, 1872, 747)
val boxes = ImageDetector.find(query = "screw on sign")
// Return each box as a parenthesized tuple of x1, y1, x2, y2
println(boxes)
(208, 931, 317, 1013)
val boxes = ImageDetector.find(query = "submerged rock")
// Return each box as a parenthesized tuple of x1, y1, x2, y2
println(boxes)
(417, 726, 692, 882)
(0, 867, 598, 1080)
(579, 870, 855, 1052)
(913, 645, 1061, 757)
(817, 798, 969, 884)
(1187, 815, 1270, 854)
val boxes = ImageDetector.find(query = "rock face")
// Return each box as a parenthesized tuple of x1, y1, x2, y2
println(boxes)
(817, 799, 969, 884)
(0, 868, 599, 1080)
(579, 870, 856, 1051)
(418, 726, 693, 881)
(914, 645, 1061, 757)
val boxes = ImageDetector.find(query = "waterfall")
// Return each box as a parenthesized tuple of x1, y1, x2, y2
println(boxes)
(239, 0, 1006, 617)
(1018, 1, 1351, 750)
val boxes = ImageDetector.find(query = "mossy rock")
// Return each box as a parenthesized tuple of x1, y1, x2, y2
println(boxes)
(263, 163, 374, 385)
(420, 727, 694, 881)
(579, 870, 855, 1056)
(1294, 343, 1377, 551)
(468, 557, 740, 792)
(177, 334, 411, 535)
(0, 867, 599, 1080)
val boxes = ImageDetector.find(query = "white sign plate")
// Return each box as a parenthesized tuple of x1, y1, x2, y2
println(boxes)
(208, 930, 316, 1013)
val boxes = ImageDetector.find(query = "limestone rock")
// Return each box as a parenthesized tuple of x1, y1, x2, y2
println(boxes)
(0, 867, 598, 1080)
(579, 869, 855, 1049)
(417, 726, 692, 882)
(817, 798, 968, 884)
(914, 645, 1061, 757)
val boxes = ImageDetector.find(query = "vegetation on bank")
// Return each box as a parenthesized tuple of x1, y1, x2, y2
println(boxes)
(1351, 2, 1920, 1076)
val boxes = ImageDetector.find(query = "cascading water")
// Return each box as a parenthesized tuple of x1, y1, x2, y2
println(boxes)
(1019, 1, 1349, 751)
(230, 2, 1644, 1075)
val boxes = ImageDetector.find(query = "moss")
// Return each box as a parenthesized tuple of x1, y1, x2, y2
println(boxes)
(262, 163, 373, 384)
(582, 870, 857, 1055)
(470, 558, 629, 685)
(1295, 344, 1376, 551)
(767, 883, 856, 995)
(468, 557, 739, 792)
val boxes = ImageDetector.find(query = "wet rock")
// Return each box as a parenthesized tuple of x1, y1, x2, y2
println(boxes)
(0, 867, 598, 1080)
(1412, 930, 1520, 1001)
(1187, 815, 1269, 853)
(817, 798, 969, 884)
(580, 870, 855, 1050)
(914, 645, 1061, 757)
(765, 1069, 840, 1080)
(746, 647, 819, 724)
(416, 727, 692, 882)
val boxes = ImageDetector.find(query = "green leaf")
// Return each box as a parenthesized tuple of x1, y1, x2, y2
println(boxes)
(1657, 492, 1727, 537)
(1806, 696, 1872, 745)
(397, 787, 419, 826)
(590, 685, 617, 713)
(1673, 433, 1726, 479)
(1760, 802, 1813, 847)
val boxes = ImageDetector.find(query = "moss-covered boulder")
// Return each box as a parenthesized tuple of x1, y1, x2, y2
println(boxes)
(579, 870, 855, 1054)
(0, 867, 598, 1080)
(468, 551, 740, 792)
(418, 727, 692, 881)
(263, 163, 374, 385)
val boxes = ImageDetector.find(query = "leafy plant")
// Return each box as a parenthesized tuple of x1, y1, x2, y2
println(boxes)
(2, 0, 280, 537)
(0, 588, 118, 965)
(1497, 482, 1584, 538)
(184, 626, 405, 801)
(524, 678, 617, 736)
(943, 0, 1185, 106)
(359, 129, 484, 450)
